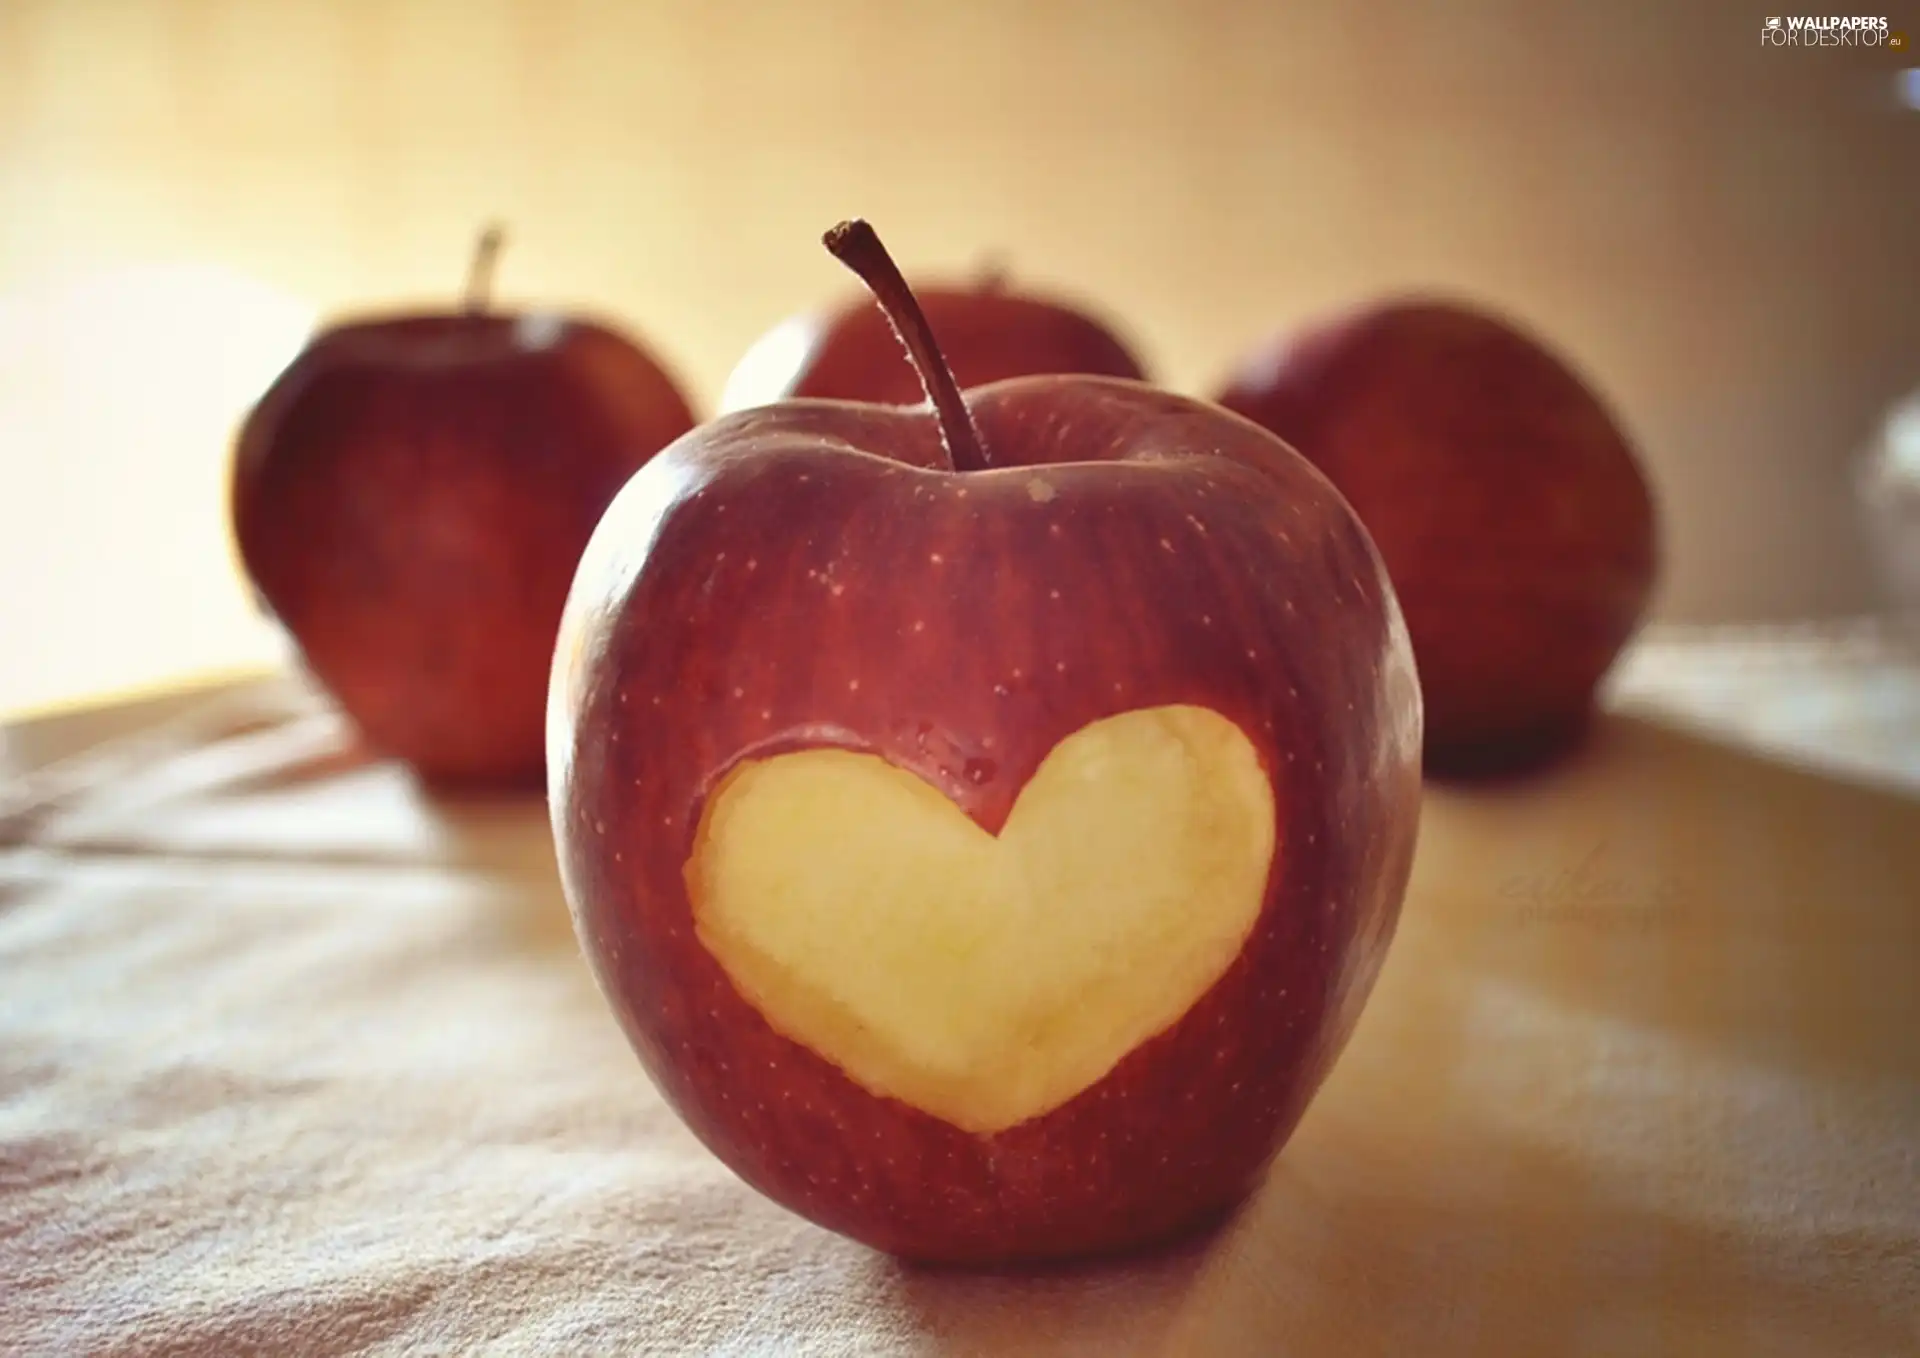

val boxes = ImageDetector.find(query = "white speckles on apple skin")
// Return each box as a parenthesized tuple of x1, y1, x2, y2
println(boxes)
(1049, 589, 1061, 601)
(929, 553, 945, 565)
(911, 620, 926, 634)
(848, 679, 861, 693)
(1159, 537, 1174, 552)
(1026, 478, 1057, 503)
(746, 558, 758, 572)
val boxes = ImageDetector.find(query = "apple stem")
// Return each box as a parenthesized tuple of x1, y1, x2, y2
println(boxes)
(823, 219, 990, 473)
(464, 224, 506, 314)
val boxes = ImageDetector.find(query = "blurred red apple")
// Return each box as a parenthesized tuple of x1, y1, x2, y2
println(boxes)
(549, 220, 1422, 1266)
(718, 253, 1148, 412)
(232, 228, 697, 788)
(1216, 298, 1659, 775)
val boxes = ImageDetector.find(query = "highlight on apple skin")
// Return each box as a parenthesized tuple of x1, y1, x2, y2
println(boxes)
(717, 260, 1149, 414)
(1215, 297, 1660, 777)
(230, 228, 698, 789)
(547, 220, 1424, 1267)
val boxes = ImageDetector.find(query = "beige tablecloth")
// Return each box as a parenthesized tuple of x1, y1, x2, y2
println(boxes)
(3, 624, 1918, 1355)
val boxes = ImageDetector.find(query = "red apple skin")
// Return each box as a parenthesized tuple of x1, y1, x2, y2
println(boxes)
(725, 284, 1149, 410)
(233, 312, 696, 788)
(549, 377, 1423, 1266)
(1215, 299, 1659, 776)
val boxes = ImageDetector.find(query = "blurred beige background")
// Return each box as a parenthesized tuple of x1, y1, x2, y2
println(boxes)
(2, 0, 1917, 716)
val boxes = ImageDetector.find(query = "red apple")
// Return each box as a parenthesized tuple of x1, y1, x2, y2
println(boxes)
(1215, 298, 1660, 776)
(718, 255, 1148, 413)
(231, 228, 697, 788)
(548, 220, 1423, 1266)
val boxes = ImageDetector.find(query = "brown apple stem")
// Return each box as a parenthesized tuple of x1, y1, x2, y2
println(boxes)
(823, 219, 990, 473)
(463, 224, 506, 314)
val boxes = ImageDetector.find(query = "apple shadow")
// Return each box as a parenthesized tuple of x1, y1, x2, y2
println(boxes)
(1428, 708, 1920, 1094)
(1422, 709, 1602, 790)
(880, 1218, 1222, 1356)
(10, 678, 582, 960)
(1460, 703, 1919, 809)
(883, 1117, 1916, 1356)
(408, 781, 583, 960)
(34, 704, 560, 871)
(882, 708, 1920, 1354)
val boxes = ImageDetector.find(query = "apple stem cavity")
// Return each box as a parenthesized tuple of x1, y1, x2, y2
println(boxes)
(464, 224, 507, 315)
(823, 219, 990, 473)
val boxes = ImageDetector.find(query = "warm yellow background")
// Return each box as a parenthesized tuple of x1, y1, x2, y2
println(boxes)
(3, 0, 1917, 713)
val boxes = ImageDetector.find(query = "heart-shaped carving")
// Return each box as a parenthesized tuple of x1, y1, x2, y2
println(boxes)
(686, 704, 1275, 1134)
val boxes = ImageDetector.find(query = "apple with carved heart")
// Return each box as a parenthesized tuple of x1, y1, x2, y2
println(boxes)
(548, 221, 1423, 1266)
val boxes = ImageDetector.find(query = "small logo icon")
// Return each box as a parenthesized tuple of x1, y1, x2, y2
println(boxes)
(1765, 15, 1782, 29)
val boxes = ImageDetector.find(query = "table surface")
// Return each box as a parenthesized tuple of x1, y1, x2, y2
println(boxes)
(3, 623, 1918, 1356)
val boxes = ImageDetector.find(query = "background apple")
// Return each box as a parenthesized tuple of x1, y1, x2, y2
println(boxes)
(232, 227, 697, 788)
(549, 220, 1423, 1266)
(1216, 298, 1660, 776)
(717, 256, 1149, 413)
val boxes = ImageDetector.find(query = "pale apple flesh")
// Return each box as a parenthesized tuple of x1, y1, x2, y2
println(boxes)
(687, 704, 1275, 1135)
